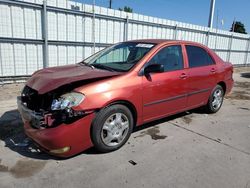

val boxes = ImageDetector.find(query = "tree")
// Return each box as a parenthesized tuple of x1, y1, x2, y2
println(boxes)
(118, 6, 133, 13)
(230, 21, 247, 34)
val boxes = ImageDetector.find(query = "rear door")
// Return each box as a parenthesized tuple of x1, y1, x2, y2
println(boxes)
(142, 45, 188, 122)
(184, 45, 217, 108)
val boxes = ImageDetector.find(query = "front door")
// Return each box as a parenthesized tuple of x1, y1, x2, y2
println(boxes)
(142, 45, 188, 122)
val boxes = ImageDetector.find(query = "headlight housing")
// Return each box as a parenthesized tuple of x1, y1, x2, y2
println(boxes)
(51, 92, 85, 110)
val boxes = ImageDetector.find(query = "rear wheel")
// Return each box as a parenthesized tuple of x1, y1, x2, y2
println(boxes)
(205, 85, 224, 113)
(91, 104, 133, 152)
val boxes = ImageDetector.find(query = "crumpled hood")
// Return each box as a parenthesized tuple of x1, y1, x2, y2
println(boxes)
(27, 64, 122, 94)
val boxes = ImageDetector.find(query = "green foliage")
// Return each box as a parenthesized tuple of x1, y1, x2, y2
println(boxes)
(118, 6, 133, 13)
(230, 21, 247, 34)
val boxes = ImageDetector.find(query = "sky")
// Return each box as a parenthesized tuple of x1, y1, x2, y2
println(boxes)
(75, 0, 250, 33)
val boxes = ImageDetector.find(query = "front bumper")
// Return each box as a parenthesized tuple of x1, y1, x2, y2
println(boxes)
(17, 97, 94, 157)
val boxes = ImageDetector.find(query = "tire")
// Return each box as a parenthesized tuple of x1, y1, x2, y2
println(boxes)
(205, 85, 224, 113)
(91, 104, 133, 152)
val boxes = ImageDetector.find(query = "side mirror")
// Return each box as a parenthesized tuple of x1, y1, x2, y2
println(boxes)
(144, 64, 164, 75)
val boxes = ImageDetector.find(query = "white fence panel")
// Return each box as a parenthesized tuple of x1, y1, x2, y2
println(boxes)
(57, 13, 67, 40)
(58, 46, 67, 66)
(247, 53, 250, 64)
(0, 5, 12, 37)
(1, 44, 15, 76)
(12, 6, 25, 38)
(230, 52, 246, 65)
(0, 0, 249, 77)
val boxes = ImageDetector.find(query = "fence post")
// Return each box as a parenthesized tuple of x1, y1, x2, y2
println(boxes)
(92, 1, 96, 54)
(226, 34, 233, 62)
(10, 5, 16, 75)
(0, 43, 2, 77)
(173, 24, 178, 40)
(42, 0, 48, 68)
(243, 38, 250, 65)
(123, 16, 129, 41)
(215, 30, 218, 50)
(206, 30, 210, 46)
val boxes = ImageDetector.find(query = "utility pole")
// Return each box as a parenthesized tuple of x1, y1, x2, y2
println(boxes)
(208, 0, 216, 28)
(215, 10, 219, 50)
(109, 0, 112, 9)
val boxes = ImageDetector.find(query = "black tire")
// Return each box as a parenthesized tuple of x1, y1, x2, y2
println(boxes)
(91, 104, 133, 152)
(205, 85, 224, 113)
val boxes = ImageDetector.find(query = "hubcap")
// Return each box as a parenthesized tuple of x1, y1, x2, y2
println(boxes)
(212, 89, 223, 110)
(101, 113, 129, 147)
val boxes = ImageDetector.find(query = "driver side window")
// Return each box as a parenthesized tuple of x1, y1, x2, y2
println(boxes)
(148, 45, 184, 72)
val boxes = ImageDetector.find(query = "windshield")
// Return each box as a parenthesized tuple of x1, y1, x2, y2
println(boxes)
(82, 42, 155, 72)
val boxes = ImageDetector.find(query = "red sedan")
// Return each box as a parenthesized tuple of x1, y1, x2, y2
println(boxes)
(17, 40, 234, 157)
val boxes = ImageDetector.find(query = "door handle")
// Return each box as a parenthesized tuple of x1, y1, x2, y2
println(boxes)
(210, 68, 216, 73)
(179, 73, 187, 79)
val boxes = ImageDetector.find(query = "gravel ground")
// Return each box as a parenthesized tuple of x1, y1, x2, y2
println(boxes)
(0, 67, 250, 188)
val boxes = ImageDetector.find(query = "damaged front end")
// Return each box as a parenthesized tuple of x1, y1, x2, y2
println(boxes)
(18, 85, 88, 129)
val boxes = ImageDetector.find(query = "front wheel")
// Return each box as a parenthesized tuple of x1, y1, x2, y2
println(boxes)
(91, 104, 133, 152)
(205, 85, 224, 113)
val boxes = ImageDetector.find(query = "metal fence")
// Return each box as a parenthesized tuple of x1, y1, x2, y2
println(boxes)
(0, 0, 250, 77)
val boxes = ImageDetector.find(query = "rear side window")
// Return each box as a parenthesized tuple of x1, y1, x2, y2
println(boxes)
(148, 45, 184, 72)
(186, 45, 215, 68)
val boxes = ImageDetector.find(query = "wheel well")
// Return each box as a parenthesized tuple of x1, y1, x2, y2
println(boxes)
(106, 100, 137, 128)
(217, 81, 226, 93)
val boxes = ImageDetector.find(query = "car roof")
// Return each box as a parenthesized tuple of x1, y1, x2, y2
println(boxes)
(127, 39, 204, 46)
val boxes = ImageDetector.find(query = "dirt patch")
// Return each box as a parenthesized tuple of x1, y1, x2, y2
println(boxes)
(10, 159, 47, 178)
(0, 159, 9, 172)
(234, 82, 250, 90)
(226, 80, 250, 100)
(238, 107, 250, 111)
(134, 126, 167, 140)
(0, 83, 24, 101)
(226, 90, 250, 100)
(181, 116, 193, 124)
(0, 159, 46, 178)
(233, 67, 250, 73)
(0, 164, 9, 172)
